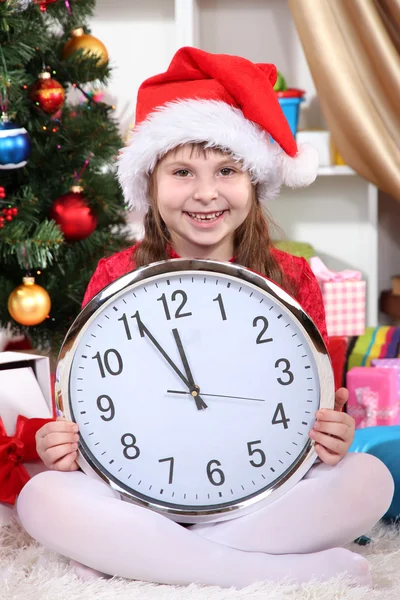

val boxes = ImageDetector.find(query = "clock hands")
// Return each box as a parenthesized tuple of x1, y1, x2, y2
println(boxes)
(138, 320, 262, 407)
(134, 314, 264, 408)
(172, 328, 207, 410)
(135, 315, 207, 411)
(167, 390, 266, 402)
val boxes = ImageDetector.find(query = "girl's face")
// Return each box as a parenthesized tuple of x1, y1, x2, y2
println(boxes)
(155, 145, 253, 261)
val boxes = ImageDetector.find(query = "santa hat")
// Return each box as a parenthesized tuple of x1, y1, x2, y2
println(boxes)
(118, 47, 319, 212)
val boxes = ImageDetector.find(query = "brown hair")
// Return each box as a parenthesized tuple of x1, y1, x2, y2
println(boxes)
(134, 144, 295, 295)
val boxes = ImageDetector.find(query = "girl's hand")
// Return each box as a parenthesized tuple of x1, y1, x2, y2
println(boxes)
(36, 417, 80, 471)
(309, 387, 355, 466)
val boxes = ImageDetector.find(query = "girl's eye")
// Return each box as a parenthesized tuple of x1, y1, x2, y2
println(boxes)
(219, 167, 235, 176)
(174, 169, 191, 177)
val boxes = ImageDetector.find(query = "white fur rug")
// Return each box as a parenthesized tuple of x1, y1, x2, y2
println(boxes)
(1, 517, 400, 600)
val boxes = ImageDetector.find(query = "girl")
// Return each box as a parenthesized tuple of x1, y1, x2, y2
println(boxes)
(17, 47, 394, 589)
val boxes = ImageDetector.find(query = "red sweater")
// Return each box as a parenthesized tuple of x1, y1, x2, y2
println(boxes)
(82, 243, 328, 346)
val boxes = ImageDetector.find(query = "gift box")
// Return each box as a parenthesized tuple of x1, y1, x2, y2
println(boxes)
(348, 327, 400, 370)
(350, 425, 400, 520)
(310, 257, 366, 337)
(346, 366, 399, 428)
(0, 352, 55, 510)
(371, 359, 400, 400)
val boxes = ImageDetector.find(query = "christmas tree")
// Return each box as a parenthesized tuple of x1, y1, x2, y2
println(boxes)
(0, 0, 131, 350)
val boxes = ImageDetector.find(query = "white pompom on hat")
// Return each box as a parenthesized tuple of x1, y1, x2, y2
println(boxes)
(117, 47, 319, 212)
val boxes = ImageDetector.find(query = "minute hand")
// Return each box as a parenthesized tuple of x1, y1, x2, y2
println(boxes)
(167, 390, 265, 402)
(138, 320, 207, 410)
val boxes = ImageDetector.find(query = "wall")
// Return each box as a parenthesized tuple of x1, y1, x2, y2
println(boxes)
(90, 0, 177, 134)
(90, 0, 326, 135)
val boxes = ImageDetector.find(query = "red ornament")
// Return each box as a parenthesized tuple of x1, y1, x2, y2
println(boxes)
(49, 186, 98, 241)
(0, 187, 18, 228)
(33, 0, 57, 11)
(30, 72, 65, 115)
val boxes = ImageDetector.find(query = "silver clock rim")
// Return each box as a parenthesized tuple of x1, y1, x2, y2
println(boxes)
(55, 259, 335, 524)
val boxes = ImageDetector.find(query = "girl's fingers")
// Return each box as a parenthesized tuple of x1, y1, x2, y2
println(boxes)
(43, 432, 80, 448)
(309, 429, 347, 455)
(42, 442, 79, 466)
(334, 387, 349, 412)
(53, 451, 79, 472)
(314, 443, 341, 466)
(315, 408, 351, 424)
(36, 420, 79, 440)
(312, 420, 352, 441)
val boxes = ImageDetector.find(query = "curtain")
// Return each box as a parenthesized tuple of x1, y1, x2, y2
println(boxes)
(289, 0, 400, 201)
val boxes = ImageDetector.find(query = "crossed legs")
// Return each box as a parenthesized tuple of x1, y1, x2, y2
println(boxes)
(16, 453, 393, 588)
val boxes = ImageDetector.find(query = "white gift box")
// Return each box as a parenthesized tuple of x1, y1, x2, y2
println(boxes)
(0, 351, 54, 431)
(296, 130, 332, 167)
(0, 352, 54, 521)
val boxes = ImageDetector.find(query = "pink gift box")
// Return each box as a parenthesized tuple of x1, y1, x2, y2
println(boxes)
(346, 366, 399, 428)
(320, 280, 366, 337)
(309, 257, 366, 337)
(371, 359, 400, 400)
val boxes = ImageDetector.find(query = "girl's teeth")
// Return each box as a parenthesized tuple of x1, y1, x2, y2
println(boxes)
(187, 211, 224, 221)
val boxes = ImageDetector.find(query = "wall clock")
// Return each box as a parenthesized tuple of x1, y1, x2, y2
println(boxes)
(55, 259, 334, 524)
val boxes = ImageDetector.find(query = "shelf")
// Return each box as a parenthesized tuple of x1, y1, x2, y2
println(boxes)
(317, 166, 356, 176)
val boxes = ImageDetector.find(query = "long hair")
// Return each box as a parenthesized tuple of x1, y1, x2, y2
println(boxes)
(134, 144, 295, 295)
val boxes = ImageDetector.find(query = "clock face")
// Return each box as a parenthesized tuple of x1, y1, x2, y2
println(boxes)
(57, 260, 334, 523)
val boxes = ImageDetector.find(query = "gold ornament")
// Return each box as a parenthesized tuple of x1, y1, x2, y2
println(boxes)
(8, 276, 51, 326)
(62, 28, 108, 66)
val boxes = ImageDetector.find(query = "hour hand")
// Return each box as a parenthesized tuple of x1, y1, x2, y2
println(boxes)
(172, 328, 207, 410)
(134, 315, 207, 411)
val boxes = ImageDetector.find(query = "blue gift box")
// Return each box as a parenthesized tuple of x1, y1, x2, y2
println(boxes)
(350, 425, 400, 520)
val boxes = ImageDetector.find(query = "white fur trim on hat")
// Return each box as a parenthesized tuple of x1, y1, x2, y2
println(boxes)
(117, 99, 318, 211)
(279, 143, 320, 188)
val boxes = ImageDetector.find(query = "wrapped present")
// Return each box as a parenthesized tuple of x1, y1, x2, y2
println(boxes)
(0, 352, 55, 506)
(310, 257, 366, 337)
(371, 359, 400, 400)
(350, 425, 400, 520)
(347, 326, 400, 370)
(347, 366, 399, 428)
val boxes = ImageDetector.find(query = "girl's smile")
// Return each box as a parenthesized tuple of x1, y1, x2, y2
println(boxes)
(183, 209, 228, 227)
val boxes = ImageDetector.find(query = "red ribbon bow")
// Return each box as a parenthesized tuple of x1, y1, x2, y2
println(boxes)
(0, 414, 54, 505)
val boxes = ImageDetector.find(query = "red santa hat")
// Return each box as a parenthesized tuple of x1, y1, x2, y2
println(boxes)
(118, 47, 319, 211)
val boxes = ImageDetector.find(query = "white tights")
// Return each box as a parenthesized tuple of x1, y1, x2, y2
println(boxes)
(16, 452, 394, 588)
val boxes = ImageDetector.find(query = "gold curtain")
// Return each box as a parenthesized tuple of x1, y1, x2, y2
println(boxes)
(289, 0, 400, 201)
